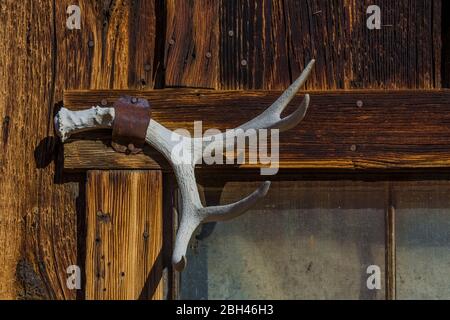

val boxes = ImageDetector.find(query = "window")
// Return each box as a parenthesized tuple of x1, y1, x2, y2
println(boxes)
(179, 178, 450, 300)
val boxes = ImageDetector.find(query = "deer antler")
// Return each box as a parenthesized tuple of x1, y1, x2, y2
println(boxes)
(55, 60, 315, 271)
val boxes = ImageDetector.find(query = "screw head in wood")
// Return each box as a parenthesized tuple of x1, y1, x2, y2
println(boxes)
(101, 99, 108, 106)
(356, 100, 363, 108)
(88, 40, 94, 47)
(228, 30, 234, 37)
(350, 144, 357, 152)
(169, 38, 175, 45)
(131, 97, 138, 104)
(205, 52, 212, 59)
(241, 59, 248, 66)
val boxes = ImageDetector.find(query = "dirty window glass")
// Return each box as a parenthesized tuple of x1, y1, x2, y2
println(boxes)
(395, 182, 450, 299)
(180, 181, 386, 300)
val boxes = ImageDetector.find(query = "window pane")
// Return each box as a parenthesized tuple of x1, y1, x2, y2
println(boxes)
(395, 182, 450, 299)
(181, 181, 386, 300)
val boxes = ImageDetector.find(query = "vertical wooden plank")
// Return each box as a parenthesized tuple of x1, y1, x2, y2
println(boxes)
(57, 0, 160, 91)
(86, 171, 163, 300)
(219, 0, 442, 90)
(128, 0, 165, 89)
(385, 185, 396, 300)
(219, 0, 292, 90)
(0, 0, 80, 299)
(162, 174, 180, 300)
(442, 0, 450, 87)
(165, 0, 219, 88)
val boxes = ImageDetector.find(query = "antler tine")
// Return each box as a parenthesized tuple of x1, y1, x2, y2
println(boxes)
(168, 163, 272, 270)
(193, 60, 315, 165)
(239, 59, 315, 132)
(202, 181, 271, 222)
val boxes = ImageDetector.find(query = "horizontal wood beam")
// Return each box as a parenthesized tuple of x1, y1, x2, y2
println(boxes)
(63, 90, 450, 171)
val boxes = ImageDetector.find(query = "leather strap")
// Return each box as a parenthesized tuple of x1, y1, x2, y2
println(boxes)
(111, 96, 151, 154)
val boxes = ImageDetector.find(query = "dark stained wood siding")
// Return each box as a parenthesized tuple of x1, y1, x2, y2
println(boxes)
(219, 0, 441, 90)
(164, 0, 441, 90)
(165, 0, 220, 88)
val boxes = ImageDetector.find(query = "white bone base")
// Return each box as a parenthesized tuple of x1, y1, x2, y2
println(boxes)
(55, 106, 115, 142)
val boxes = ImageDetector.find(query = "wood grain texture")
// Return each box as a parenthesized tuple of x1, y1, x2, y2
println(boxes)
(0, 0, 162, 299)
(63, 89, 450, 170)
(0, 0, 79, 299)
(165, 0, 219, 88)
(220, 0, 441, 90)
(385, 186, 396, 300)
(443, 0, 450, 88)
(64, 139, 167, 171)
(58, 0, 161, 90)
(86, 170, 163, 300)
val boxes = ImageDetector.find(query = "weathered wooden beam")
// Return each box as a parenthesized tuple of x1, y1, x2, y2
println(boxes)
(63, 90, 450, 171)
(86, 170, 163, 300)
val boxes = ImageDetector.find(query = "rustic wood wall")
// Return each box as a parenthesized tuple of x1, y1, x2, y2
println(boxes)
(0, 0, 164, 299)
(0, 0, 443, 299)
